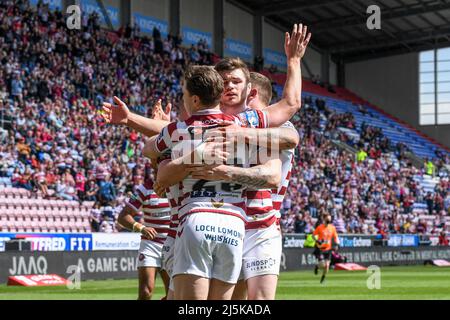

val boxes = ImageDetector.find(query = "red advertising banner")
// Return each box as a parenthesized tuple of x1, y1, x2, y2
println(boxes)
(432, 259, 450, 267)
(335, 263, 368, 271)
(7, 274, 71, 287)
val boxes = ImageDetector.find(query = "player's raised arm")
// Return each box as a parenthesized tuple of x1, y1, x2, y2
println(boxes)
(102, 96, 170, 137)
(264, 24, 311, 127)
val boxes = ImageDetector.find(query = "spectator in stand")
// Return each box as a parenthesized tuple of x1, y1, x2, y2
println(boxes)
(333, 213, 346, 233)
(84, 179, 99, 202)
(89, 202, 101, 232)
(426, 192, 434, 215)
(425, 158, 435, 176)
(55, 176, 74, 200)
(416, 219, 427, 234)
(294, 214, 307, 233)
(438, 230, 449, 246)
(357, 147, 368, 162)
(75, 169, 86, 201)
(98, 174, 116, 205)
(11, 72, 24, 101)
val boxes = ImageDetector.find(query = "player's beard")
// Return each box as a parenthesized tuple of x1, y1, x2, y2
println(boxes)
(221, 89, 249, 115)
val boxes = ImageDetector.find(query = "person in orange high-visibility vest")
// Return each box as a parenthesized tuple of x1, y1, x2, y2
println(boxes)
(313, 213, 340, 284)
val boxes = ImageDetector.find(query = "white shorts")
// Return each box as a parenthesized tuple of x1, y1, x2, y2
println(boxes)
(137, 239, 164, 268)
(161, 236, 176, 277)
(240, 222, 282, 280)
(173, 212, 245, 284)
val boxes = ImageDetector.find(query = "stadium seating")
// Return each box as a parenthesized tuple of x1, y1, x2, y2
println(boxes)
(0, 2, 448, 237)
(0, 194, 94, 233)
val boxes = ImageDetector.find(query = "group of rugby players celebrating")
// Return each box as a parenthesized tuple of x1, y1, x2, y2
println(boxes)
(102, 24, 312, 300)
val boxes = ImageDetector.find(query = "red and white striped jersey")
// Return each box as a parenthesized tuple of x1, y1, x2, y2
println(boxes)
(166, 182, 182, 239)
(155, 109, 250, 222)
(245, 188, 277, 229)
(271, 121, 297, 220)
(238, 109, 275, 230)
(156, 154, 180, 239)
(126, 180, 171, 244)
(244, 143, 276, 230)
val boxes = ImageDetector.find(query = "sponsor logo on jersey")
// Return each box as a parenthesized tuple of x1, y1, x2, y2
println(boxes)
(245, 258, 277, 271)
(211, 198, 224, 208)
(191, 190, 218, 198)
(245, 110, 260, 127)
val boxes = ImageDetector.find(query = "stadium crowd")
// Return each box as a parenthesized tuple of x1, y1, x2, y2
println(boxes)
(0, 0, 211, 231)
(280, 100, 450, 236)
(0, 1, 448, 236)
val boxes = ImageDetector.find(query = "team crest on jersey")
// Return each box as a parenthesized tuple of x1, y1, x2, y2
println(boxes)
(211, 198, 224, 208)
(187, 126, 204, 137)
(245, 110, 259, 128)
(139, 254, 145, 261)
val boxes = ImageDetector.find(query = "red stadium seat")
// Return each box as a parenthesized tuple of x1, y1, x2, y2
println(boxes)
(60, 208, 69, 219)
(36, 199, 46, 209)
(22, 209, 31, 220)
(9, 198, 21, 209)
(23, 218, 32, 228)
(14, 208, 24, 220)
(12, 188, 22, 198)
(47, 221, 57, 232)
(53, 219, 62, 229)
(0, 216, 8, 227)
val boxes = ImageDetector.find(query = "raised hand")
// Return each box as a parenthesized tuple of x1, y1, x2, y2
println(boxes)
(151, 99, 172, 122)
(101, 96, 131, 125)
(284, 23, 312, 61)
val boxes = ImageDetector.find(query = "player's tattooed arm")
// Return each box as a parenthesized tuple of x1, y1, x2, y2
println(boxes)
(204, 124, 299, 151)
(264, 24, 311, 127)
(102, 96, 170, 137)
(189, 158, 282, 189)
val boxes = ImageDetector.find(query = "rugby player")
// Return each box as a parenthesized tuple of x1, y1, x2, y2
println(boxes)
(189, 72, 299, 300)
(101, 24, 311, 299)
(144, 65, 256, 300)
(117, 162, 170, 300)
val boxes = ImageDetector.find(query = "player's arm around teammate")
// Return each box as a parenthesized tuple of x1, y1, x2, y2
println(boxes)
(143, 135, 232, 190)
(187, 159, 282, 189)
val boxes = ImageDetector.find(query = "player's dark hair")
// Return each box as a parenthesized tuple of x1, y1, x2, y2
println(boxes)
(250, 72, 273, 106)
(215, 57, 250, 83)
(183, 65, 224, 106)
